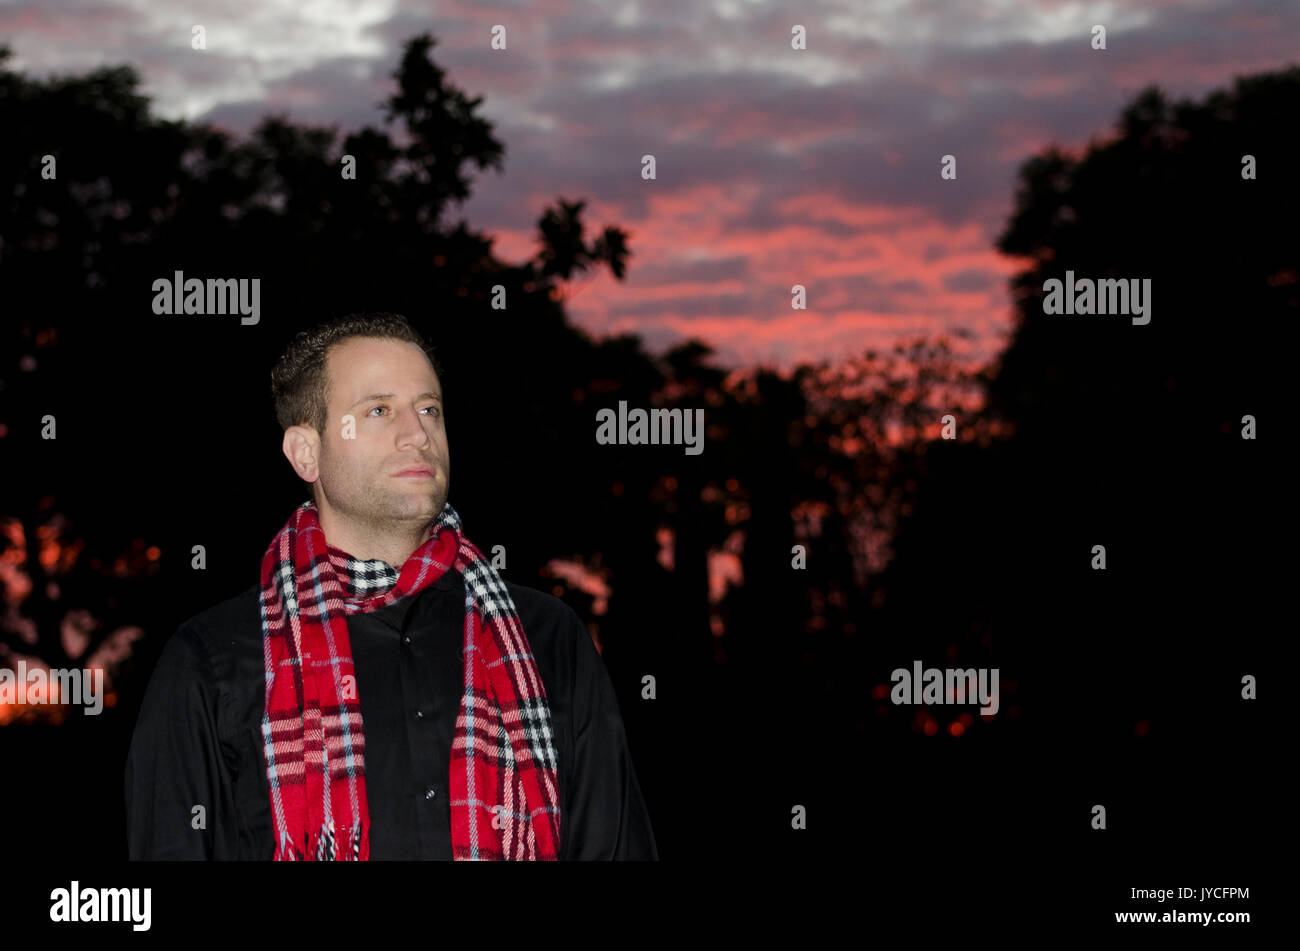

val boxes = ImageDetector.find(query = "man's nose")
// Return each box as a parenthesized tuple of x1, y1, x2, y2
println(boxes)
(395, 405, 432, 448)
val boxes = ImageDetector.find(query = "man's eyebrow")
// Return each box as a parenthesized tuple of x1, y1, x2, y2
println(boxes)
(349, 391, 442, 409)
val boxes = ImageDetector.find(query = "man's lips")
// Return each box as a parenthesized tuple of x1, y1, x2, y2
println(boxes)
(392, 466, 435, 478)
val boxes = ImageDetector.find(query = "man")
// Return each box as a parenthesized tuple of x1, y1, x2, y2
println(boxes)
(124, 312, 657, 860)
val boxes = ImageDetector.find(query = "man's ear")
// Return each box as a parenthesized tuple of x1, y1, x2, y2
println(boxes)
(282, 425, 321, 484)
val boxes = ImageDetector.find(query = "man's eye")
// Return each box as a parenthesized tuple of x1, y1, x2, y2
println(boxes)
(366, 405, 439, 417)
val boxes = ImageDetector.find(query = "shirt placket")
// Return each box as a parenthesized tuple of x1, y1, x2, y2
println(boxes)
(400, 590, 446, 857)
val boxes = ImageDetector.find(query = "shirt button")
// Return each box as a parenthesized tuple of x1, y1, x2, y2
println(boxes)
(425, 787, 436, 800)
(402, 635, 411, 645)
(415, 708, 424, 719)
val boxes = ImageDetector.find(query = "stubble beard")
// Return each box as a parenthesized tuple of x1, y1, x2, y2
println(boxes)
(321, 465, 449, 544)
(366, 477, 447, 534)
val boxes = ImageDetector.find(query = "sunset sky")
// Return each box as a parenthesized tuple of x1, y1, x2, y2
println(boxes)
(3, 0, 1295, 372)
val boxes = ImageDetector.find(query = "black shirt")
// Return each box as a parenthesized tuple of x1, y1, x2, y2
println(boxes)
(124, 571, 657, 860)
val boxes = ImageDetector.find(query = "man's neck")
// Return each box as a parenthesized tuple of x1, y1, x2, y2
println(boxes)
(317, 511, 432, 569)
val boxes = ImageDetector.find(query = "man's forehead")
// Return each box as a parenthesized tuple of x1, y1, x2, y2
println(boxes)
(326, 338, 440, 401)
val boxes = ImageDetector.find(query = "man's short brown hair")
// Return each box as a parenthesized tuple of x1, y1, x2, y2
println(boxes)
(270, 312, 443, 436)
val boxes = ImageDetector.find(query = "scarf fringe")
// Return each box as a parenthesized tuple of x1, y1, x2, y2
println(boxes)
(273, 822, 366, 862)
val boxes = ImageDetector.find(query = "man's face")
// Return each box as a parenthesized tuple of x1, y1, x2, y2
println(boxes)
(312, 336, 450, 534)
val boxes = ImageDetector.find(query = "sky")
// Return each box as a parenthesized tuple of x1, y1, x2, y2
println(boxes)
(3, 0, 1296, 373)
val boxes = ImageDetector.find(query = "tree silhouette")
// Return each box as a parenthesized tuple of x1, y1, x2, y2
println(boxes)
(842, 69, 1293, 857)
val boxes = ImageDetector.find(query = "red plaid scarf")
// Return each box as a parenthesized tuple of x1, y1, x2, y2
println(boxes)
(258, 499, 562, 860)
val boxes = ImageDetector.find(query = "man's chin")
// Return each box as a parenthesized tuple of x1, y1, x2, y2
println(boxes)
(373, 492, 444, 521)
(411, 490, 449, 519)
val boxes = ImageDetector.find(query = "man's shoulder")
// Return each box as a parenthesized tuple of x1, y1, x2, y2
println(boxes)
(142, 583, 261, 676)
(173, 583, 262, 648)
(498, 581, 593, 692)
(501, 580, 583, 635)
(185, 582, 262, 628)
